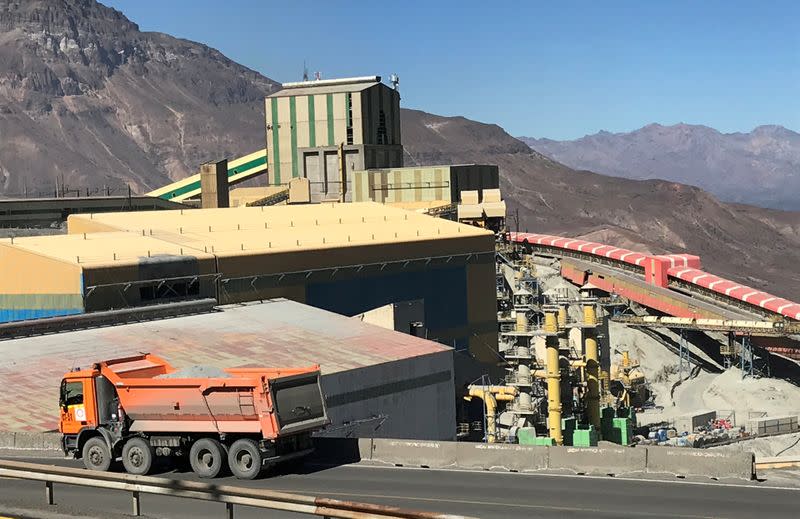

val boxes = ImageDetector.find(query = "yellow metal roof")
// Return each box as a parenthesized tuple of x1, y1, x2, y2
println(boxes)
(67, 202, 492, 256)
(0, 231, 216, 267)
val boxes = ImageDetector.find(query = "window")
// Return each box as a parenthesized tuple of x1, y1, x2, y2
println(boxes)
(346, 93, 354, 145)
(377, 110, 387, 145)
(60, 380, 84, 408)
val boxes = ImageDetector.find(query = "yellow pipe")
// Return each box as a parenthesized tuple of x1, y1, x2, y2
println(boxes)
(467, 385, 519, 443)
(544, 310, 558, 334)
(583, 303, 601, 430)
(516, 311, 528, 333)
(544, 309, 562, 445)
(469, 385, 519, 396)
(558, 305, 568, 329)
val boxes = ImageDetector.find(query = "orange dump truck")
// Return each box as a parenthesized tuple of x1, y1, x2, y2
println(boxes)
(59, 353, 328, 479)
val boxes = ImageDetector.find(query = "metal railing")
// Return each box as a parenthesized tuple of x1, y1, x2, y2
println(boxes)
(0, 460, 475, 519)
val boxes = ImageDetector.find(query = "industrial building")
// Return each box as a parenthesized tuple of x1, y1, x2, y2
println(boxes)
(145, 75, 506, 227)
(0, 298, 456, 440)
(0, 195, 185, 228)
(265, 76, 403, 200)
(0, 202, 497, 361)
(352, 164, 499, 205)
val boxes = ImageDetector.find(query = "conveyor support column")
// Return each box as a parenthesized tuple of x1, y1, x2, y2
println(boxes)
(583, 301, 601, 431)
(544, 307, 562, 445)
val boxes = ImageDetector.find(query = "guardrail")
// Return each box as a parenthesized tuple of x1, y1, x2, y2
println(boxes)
(0, 460, 475, 519)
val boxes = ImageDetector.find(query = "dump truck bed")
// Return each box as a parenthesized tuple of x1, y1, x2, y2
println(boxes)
(98, 354, 326, 437)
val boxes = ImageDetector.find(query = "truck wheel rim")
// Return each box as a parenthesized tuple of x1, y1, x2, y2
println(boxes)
(129, 447, 143, 467)
(235, 451, 253, 470)
(88, 446, 104, 466)
(199, 450, 214, 468)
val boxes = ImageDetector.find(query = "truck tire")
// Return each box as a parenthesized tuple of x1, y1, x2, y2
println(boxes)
(227, 439, 262, 480)
(82, 437, 112, 472)
(122, 437, 154, 476)
(189, 438, 225, 478)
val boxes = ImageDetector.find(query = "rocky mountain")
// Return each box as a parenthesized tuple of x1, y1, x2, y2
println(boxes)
(519, 124, 800, 210)
(1, 0, 799, 300)
(403, 110, 800, 299)
(0, 0, 278, 196)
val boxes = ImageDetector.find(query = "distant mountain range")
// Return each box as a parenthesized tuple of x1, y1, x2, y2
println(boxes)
(1, 0, 800, 299)
(0, 0, 278, 196)
(520, 124, 800, 210)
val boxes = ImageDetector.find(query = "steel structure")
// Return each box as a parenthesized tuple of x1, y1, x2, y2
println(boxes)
(147, 149, 268, 202)
(511, 232, 800, 322)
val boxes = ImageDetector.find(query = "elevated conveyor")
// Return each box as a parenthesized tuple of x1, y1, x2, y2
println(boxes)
(147, 149, 267, 202)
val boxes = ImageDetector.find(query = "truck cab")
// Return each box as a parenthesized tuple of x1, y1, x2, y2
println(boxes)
(59, 368, 123, 456)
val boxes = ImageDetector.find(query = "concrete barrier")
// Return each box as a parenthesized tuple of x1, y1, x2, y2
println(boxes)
(549, 445, 647, 476)
(0, 432, 15, 449)
(456, 442, 548, 472)
(370, 439, 457, 469)
(646, 447, 754, 480)
(0, 431, 756, 481)
(0, 432, 61, 452)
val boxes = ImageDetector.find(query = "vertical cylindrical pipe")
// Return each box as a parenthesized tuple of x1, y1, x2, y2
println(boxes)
(583, 302, 601, 431)
(485, 390, 498, 443)
(557, 305, 568, 329)
(516, 310, 528, 332)
(544, 309, 562, 445)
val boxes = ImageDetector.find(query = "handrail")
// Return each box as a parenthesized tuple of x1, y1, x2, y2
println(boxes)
(0, 460, 475, 519)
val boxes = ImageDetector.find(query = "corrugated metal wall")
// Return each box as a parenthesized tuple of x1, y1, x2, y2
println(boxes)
(266, 91, 359, 185)
(266, 83, 402, 186)
(0, 244, 84, 322)
(352, 167, 452, 203)
(82, 255, 217, 313)
(351, 165, 500, 205)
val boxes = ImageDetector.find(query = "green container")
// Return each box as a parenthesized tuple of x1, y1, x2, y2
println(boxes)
(532, 437, 556, 446)
(572, 426, 599, 447)
(611, 417, 633, 445)
(517, 427, 538, 445)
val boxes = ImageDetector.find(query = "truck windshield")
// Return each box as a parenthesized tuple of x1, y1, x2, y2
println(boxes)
(60, 380, 84, 407)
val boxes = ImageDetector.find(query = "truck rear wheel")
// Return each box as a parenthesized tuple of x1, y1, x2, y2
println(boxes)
(228, 439, 262, 480)
(122, 437, 154, 476)
(189, 438, 225, 478)
(82, 437, 112, 472)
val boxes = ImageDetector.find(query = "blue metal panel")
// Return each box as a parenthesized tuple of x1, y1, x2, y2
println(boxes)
(306, 266, 469, 350)
(0, 308, 83, 323)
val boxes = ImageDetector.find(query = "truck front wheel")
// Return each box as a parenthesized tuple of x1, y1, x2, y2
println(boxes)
(122, 437, 154, 476)
(228, 439, 262, 480)
(189, 438, 225, 478)
(82, 437, 112, 472)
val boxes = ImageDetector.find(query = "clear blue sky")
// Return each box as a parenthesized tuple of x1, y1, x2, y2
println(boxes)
(103, 0, 799, 140)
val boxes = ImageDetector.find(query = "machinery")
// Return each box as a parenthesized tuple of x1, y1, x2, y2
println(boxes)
(609, 350, 651, 409)
(59, 353, 328, 479)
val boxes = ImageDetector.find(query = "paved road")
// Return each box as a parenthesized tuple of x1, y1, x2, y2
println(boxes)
(1, 457, 799, 518)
